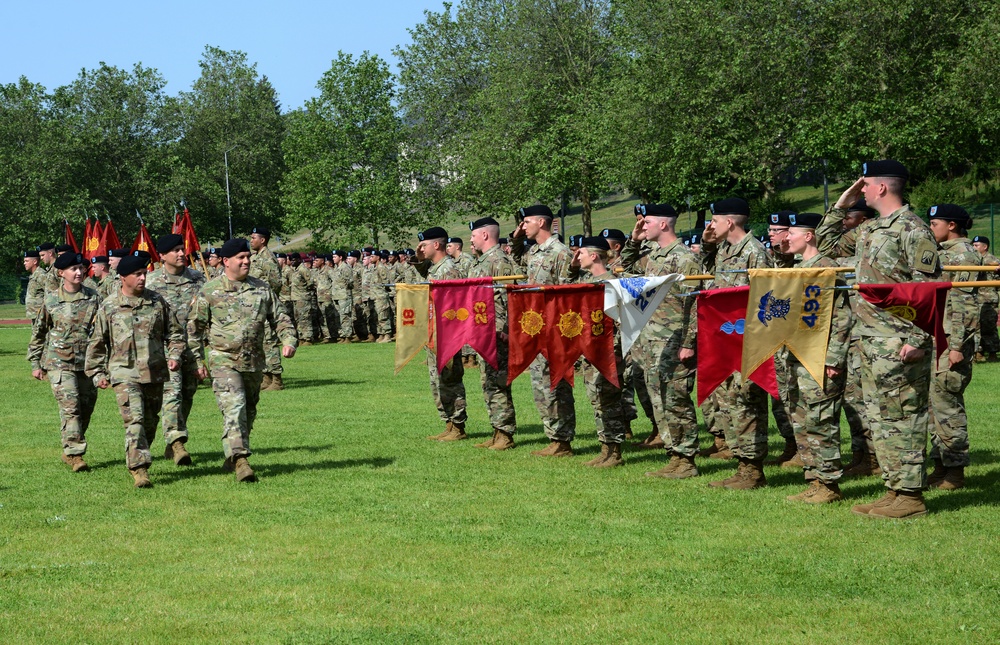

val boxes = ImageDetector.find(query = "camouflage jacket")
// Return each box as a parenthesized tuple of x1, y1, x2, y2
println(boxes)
(289, 263, 315, 301)
(360, 264, 376, 300)
(469, 243, 518, 333)
(977, 252, 1000, 305)
(45, 265, 61, 292)
(279, 265, 293, 302)
(330, 262, 353, 300)
(146, 266, 206, 359)
(188, 274, 297, 373)
(373, 263, 392, 302)
(712, 232, 773, 288)
(452, 253, 475, 277)
(621, 237, 701, 349)
(415, 255, 462, 281)
(351, 264, 364, 303)
(854, 205, 942, 347)
(512, 234, 572, 286)
(27, 285, 101, 372)
(939, 237, 981, 351)
(25, 267, 50, 320)
(816, 207, 864, 261)
(86, 288, 185, 385)
(798, 253, 853, 368)
(314, 265, 332, 302)
(250, 247, 283, 294)
(394, 261, 420, 284)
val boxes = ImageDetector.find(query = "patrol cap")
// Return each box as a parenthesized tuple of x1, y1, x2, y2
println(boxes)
(38, 242, 55, 251)
(91, 255, 109, 264)
(447, 237, 463, 245)
(24, 249, 40, 258)
(710, 198, 750, 217)
(973, 235, 990, 246)
(862, 159, 909, 180)
(55, 244, 73, 254)
(156, 233, 184, 253)
(218, 238, 251, 258)
(788, 212, 823, 229)
(54, 252, 87, 270)
(928, 204, 973, 229)
(602, 228, 627, 242)
(116, 251, 151, 276)
(847, 198, 878, 219)
(519, 204, 554, 219)
(470, 217, 499, 231)
(769, 210, 795, 227)
(639, 203, 677, 218)
(417, 226, 448, 242)
(251, 225, 270, 239)
(348, 250, 362, 259)
(580, 236, 610, 251)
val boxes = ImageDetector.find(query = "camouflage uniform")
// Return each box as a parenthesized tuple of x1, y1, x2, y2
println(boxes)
(512, 234, 576, 441)
(415, 256, 467, 426)
(620, 237, 701, 456)
(331, 261, 354, 339)
(188, 274, 297, 459)
(290, 261, 317, 343)
(352, 262, 366, 338)
(279, 263, 294, 320)
(575, 271, 627, 444)
(469, 244, 518, 436)
(86, 288, 185, 470)
(373, 261, 393, 337)
(27, 285, 101, 457)
(452, 252, 478, 361)
(99, 274, 121, 301)
(25, 266, 50, 320)
(251, 246, 287, 374)
(786, 254, 853, 483)
(930, 238, 979, 468)
(145, 266, 206, 446)
(854, 205, 941, 491)
(975, 252, 1000, 356)
(707, 233, 773, 459)
(313, 262, 334, 341)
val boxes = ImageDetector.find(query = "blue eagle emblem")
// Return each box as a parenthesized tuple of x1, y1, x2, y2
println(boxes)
(757, 290, 791, 327)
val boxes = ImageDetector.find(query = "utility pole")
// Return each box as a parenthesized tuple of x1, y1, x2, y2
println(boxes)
(224, 144, 239, 239)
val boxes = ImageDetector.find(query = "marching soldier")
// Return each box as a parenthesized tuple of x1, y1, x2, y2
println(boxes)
(289, 252, 318, 345)
(23, 249, 46, 320)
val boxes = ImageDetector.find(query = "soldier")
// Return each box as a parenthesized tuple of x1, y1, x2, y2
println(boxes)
(781, 213, 853, 503)
(86, 252, 186, 488)
(46, 245, 73, 291)
(511, 205, 576, 457)
(971, 235, 1000, 362)
(372, 250, 394, 342)
(703, 197, 774, 490)
(188, 238, 297, 482)
(102, 248, 127, 301)
(289, 252, 317, 345)
(249, 227, 288, 390)
(276, 252, 294, 320)
(844, 160, 941, 519)
(207, 247, 223, 279)
(620, 204, 702, 478)
(927, 204, 980, 491)
(467, 217, 519, 451)
(146, 234, 205, 465)
(23, 249, 45, 320)
(348, 251, 366, 340)
(85, 255, 111, 294)
(414, 227, 469, 441)
(28, 252, 101, 472)
(360, 252, 379, 341)
(330, 250, 354, 343)
(312, 254, 335, 342)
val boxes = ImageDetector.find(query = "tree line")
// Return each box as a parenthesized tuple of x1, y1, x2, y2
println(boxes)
(4, 1, 999, 273)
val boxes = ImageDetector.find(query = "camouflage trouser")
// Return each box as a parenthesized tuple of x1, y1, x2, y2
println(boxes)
(47, 369, 97, 456)
(786, 358, 846, 484)
(528, 354, 576, 442)
(843, 338, 871, 455)
(702, 388, 725, 439)
(335, 298, 353, 339)
(717, 372, 769, 460)
(158, 354, 200, 446)
(930, 342, 973, 467)
(639, 340, 698, 456)
(113, 381, 163, 470)
(582, 353, 626, 445)
(293, 299, 317, 342)
(317, 297, 335, 340)
(264, 323, 283, 375)
(860, 335, 931, 492)
(426, 349, 467, 425)
(210, 367, 263, 459)
(353, 299, 366, 338)
(388, 289, 397, 334)
(622, 347, 656, 424)
(976, 301, 1000, 354)
(772, 348, 794, 440)
(374, 296, 393, 335)
(478, 335, 516, 434)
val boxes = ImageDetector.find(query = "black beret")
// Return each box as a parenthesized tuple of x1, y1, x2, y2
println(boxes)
(275, 252, 286, 259)
(418, 227, 448, 242)
(156, 233, 185, 253)
(634, 204, 643, 216)
(207, 247, 220, 257)
(973, 235, 990, 246)
(38, 242, 55, 251)
(447, 237, 463, 245)
(54, 252, 87, 270)
(519, 204, 554, 219)
(788, 212, 823, 228)
(928, 204, 973, 229)
(348, 250, 362, 259)
(91, 255, 109, 264)
(498, 238, 508, 245)
(846, 198, 878, 218)
(251, 225, 271, 238)
(710, 198, 750, 217)
(363, 247, 375, 254)
(378, 249, 390, 258)
(219, 238, 251, 258)
(580, 236, 610, 251)
(55, 244, 73, 254)
(332, 249, 346, 258)
(405, 248, 416, 256)
(323, 254, 333, 262)
(108, 248, 129, 258)
(768, 211, 795, 227)
(862, 159, 909, 180)
(24, 250, 40, 258)
(640, 203, 678, 218)
(470, 217, 499, 231)
(690, 234, 701, 245)
(117, 251, 150, 276)
(682, 236, 692, 246)
(601, 228, 627, 242)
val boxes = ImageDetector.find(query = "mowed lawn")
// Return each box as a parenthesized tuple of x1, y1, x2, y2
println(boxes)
(1, 324, 999, 643)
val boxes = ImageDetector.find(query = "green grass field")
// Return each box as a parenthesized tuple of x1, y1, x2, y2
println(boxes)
(2, 325, 1000, 643)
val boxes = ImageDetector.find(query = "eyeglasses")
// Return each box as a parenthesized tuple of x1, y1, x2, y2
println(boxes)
(768, 228, 789, 234)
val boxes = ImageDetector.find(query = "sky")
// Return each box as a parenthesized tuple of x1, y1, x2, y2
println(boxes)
(2, 0, 442, 112)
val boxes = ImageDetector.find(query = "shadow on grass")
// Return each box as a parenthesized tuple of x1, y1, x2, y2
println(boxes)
(151, 455, 396, 484)
(279, 378, 363, 389)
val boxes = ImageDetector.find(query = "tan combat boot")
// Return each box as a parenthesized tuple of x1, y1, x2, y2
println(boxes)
(489, 431, 515, 451)
(637, 430, 665, 450)
(337, 337, 352, 344)
(269, 374, 285, 391)
(584, 443, 611, 467)
(766, 437, 797, 465)
(710, 460, 746, 488)
(594, 443, 623, 468)
(844, 451, 880, 477)
(222, 456, 235, 473)
(439, 422, 468, 441)
(61, 454, 89, 473)
(786, 480, 823, 502)
(868, 490, 927, 519)
(926, 458, 947, 487)
(300, 340, 313, 346)
(802, 481, 842, 504)
(724, 459, 767, 490)
(850, 490, 897, 516)
(708, 437, 735, 460)
(427, 422, 453, 441)
(533, 440, 573, 457)
(475, 430, 499, 449)
(932, 467, 964, 491)
(532, 441, 560, 456)
(260, 373, 273, 390)
(165, 440, 193, 466)
(645, 453, 680, 478)
(624, 421, 633, 441)
(234, 457, 257, 483)
(700, 435, 724, 457)
(130, 467, 152, 488)
(844, 450, 865, 472)
(665, 454, 699, 479)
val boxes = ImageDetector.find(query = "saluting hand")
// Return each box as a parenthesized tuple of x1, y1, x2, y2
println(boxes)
(834, 177, 866, 210)
(631, 216, 645, 242)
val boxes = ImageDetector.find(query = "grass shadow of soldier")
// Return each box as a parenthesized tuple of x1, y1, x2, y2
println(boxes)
(151, 455, 396, 484)
(279, 378, 364, 389)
